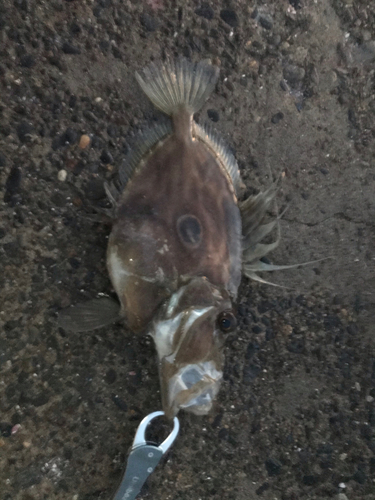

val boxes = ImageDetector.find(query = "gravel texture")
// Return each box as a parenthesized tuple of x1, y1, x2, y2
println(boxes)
(0, 1, 374, 499)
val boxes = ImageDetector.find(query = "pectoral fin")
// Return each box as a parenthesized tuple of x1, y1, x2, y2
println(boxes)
(58, 297, 121, 332)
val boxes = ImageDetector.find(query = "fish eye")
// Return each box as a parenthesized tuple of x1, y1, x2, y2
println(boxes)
(217, 311, 237, 333)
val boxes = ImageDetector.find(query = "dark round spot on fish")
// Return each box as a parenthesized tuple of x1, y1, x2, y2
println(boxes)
(177, 214, 202, 249)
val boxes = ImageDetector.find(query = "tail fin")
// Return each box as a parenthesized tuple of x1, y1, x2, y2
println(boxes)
(135, 58, 219, 116)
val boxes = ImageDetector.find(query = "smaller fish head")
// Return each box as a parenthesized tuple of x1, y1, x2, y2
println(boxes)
(151, 278, 237, 418)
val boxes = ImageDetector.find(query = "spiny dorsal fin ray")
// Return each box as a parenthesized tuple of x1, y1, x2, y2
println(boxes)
(194, 122, 241, 195)
(243, 270, 289, 288)
(240, 184, 278, 235)
(244, 257, 328, 273)
(135, 58, 219, 116)
(242, 220, 277, 249)
(243, 257, 331, 287)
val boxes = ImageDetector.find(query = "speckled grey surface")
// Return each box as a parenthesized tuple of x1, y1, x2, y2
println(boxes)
(0, 1, 374, 499)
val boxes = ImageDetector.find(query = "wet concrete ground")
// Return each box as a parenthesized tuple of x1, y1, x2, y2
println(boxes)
(0, 1, 374, 499)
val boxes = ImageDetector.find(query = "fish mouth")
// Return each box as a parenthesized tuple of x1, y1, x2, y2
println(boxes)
(161, 360, 222, 418)
(150, 278, 230, 418)
(154, 305, 223, 418)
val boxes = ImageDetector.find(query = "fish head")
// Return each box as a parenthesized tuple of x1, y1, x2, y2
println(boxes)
(151, 277, 237, 418)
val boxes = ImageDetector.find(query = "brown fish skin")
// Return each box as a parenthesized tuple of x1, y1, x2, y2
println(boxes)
(107, 59, 242, 417)
(107, 106, 242, 332)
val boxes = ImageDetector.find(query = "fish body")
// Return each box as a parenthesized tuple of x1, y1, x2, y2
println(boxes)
(107, 60, 241, 417)
(107, 109, 242, 332)
(59, 59, 296, 417)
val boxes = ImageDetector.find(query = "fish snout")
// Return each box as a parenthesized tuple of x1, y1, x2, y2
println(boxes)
(162, 360, 222, 418)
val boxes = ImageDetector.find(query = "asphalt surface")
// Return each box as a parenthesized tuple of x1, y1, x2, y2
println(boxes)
(0, 1, 374, 499)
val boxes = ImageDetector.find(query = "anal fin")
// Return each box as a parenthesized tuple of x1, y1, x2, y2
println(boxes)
(58, 297, 121, 333)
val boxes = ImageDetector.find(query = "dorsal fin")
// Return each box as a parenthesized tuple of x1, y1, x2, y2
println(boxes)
(118, 119, 173, 190)
(193, 122, 241, 195)
(105, 119, 173, 206)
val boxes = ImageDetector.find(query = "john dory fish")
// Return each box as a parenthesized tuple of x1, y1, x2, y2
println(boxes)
(59, 58, 295, 418)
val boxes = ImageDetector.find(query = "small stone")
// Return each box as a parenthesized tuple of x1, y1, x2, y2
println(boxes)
(4, 166, 22, 204)
(303, 475, 318, 486)
(107, 124, 118, 137)
(13, 466, 41, 489)
(79, 134, 91, 149)
(63, 127, 78, 144)
(83, 110, 98, 122)
(112, 46, 122, 59)
(31, 393, 50, 407)
(70, 22, 81, 35)
(84, 179, 105, 201)
(17, 121, 34, 143)
(112, 394, 127, 412)
(0, 422, 13, 438)
(256, 483, 270, 495)
(283, 64, 305, 88)
(52, 135, 64, 150)
(243, 362, 261, 385)
(337, 494, 348, 500)
(0, 152, 6, 167)
(11, 424, 21, 435)
(140, 13, 159, 32)
(320, 167, 329, 175)
(195, 4, 214, 20)
(207, 109, 219, 122)
(100, 149, 114, 164)
(16, 0, 29, 11)
(265, 457, 282, 476)
(347, 323, 358, 335)
(69, 95, 77, 108)
(62, 42, 81, 55)
(20, 54, 36, 68)
(220, 9, 238, 27)
(58, 169, 67, 182)
(353, 469, 366, 484)
(289, 0, 302, 9)
(218, 427, 229, 440)
(105, 368, 117, 384)
(271, 111, 284, 124)
(265, 328, 274, 341)
(259, 15, 273, 30)
(339, 482, 346, 488)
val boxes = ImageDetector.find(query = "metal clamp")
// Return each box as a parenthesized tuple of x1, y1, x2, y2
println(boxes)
(112, 411, 179, 500)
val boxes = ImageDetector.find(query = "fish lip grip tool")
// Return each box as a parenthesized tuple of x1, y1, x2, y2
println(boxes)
(112, 411, 180, 500)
